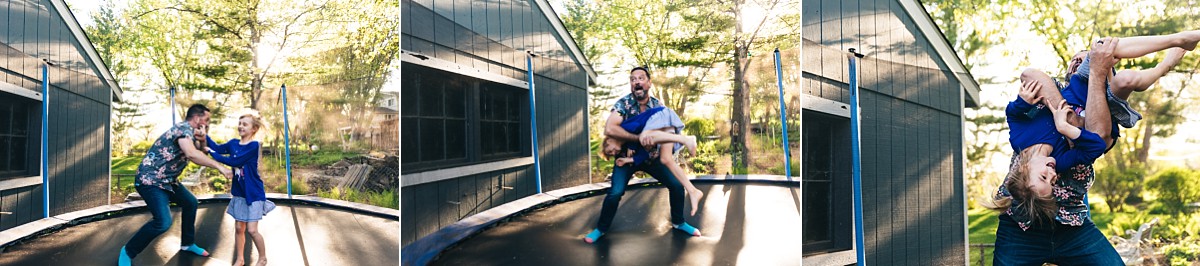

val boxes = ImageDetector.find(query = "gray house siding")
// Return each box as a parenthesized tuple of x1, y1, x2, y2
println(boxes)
(401, 0, 591, 247)
(0, 0, 116, 231)
(803, 0, 966, 264)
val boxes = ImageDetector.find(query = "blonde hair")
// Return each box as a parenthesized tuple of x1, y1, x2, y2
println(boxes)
(239, 113, 264, 139)
(984, 146, 1058, 223)
(598, 136, 616, 161)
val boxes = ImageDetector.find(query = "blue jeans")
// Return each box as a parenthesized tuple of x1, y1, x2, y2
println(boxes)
(594, 160, 685, 232)
(124, 183, 199, 258)
(993, 214, 1122, 266)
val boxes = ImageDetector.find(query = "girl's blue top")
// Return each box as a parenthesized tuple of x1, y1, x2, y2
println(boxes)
(207, 137, 266, 205)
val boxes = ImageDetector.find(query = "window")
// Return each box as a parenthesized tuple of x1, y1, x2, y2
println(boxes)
(401, 62, 529, 172)
(0, 96, 34, 179)
(802, 109, 853, 255)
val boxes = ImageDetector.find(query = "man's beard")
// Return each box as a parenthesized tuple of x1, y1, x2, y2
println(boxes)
(633, 84, 647, 100)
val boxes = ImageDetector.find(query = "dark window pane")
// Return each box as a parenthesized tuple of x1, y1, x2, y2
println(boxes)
(12, 105, 27, 135)
(507, 122, 519, 153)
(10, 137, 24, 172)
(803, 181, 832, 242)
(507, 90, 521, 120)
(0, 105, 11, 135)
(402, 79, 419, 116)
(420, 119, 445, 161)
(445, 84, 466, 118)
(420, 83, 443, 116)
(480, 121, 494, 155)
(445, 119, 466, 159)
(0, 137, 10, 171)
(402, 118, 419, 164)
(480, 86, 494, 120)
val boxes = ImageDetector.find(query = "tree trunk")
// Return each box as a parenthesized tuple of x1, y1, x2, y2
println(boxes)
(731, 44, 751, 169)
(1137, 121, 1152, 163)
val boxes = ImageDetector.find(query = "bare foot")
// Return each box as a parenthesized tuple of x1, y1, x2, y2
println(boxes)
(688, 188, 703, 216)
(233, 260, 245, 266)
(255, 258, 268, 266)
(684, 136, 697, 156)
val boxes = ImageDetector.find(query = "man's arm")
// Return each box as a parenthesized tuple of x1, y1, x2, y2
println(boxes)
(604, 110, 639, 142)
(178, 138, 233, 178)
(1085, 37, 1118, 148)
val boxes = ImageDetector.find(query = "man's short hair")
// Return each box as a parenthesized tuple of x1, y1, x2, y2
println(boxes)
(631, 66, 651, 79)
(185, 104, 210, 120)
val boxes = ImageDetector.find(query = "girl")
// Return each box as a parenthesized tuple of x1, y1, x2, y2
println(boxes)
(208, 114, 274, 266)
(989, 38, 1123, 265)
(599, 106, 701, 215)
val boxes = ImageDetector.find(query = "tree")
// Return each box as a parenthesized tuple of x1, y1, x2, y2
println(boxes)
(82, 2, 147, 156)
(1144, 167, 1200, 214)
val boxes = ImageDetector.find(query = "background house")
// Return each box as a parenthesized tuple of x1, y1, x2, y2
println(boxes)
(798, 0, 980, 264)
(0, 0, 122, 231)
(400, 0, 596, 246)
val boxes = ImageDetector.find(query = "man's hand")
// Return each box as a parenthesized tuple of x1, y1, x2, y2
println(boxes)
(1089, 37, 1119, 74)
(1019, 80, 1044, 105)
(219, 167, 233, 180)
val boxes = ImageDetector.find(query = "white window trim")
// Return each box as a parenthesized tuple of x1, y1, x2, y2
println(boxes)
(401, 157, 534, 187)
(0, 176, 42, 191)
(804, 249, 857, 265)
(802, 94, 850, 118)
(401, 50, 529, 89)
(0, 81, 42, 101)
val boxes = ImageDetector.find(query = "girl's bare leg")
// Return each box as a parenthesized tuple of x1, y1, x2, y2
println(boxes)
(1020, 68, 1083, 127)
(640, 130, 696, 155)
(658, 142, 703, 216)
(1112, 31, 1200, 58)
(233, 222, 246, 266)
(247, 221, 267, 266)
(1111, 48, 1186, 99)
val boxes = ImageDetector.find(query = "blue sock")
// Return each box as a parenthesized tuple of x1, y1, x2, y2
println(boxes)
(673, 222, 701, 236)
(118, 246, 131, 266)
(181, 244, 208, 256)
(584, 229, 604, 243)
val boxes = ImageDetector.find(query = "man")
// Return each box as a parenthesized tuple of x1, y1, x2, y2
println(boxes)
(584, 67, 701, 243)
(119, 104, 233, 266)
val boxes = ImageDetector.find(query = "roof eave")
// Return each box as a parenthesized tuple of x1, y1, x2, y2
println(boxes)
(896, 0, 980, 108)
(50, 0, 124, 103)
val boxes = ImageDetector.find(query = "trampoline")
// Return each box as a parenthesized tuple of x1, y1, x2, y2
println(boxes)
(0, 194, 398, 265)
(403, 176, 804, 266)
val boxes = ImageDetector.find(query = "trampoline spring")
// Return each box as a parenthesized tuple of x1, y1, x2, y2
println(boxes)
(498, 186, 513, 190)
(447, 201, 461, 205)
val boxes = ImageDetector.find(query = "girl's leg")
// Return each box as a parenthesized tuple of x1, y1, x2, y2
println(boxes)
(640, 129, 697, 155)
(1112, 31, 1200, 58)
(234, 221, 247, 266)
(247, 221, 267, 266)
(658, 142, 703, 216)
(1111, 48, 1186, 99)
(1020, 68, 1083, 127)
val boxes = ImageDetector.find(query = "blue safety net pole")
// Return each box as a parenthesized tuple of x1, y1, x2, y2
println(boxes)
(848, 50, 866, 265)
(41, 64, 49, 218)
(170, 86, 176, 124)
(773, 49, 792, 179)
(526, 53, 542, 193)
(282, 85, 294, 198)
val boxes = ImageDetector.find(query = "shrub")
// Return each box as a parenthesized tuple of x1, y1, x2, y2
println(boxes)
(130, 141, 153, 154)
(684, 118, 716, 138)
(1162, 242, 1200, 266)
(1145, 168, 1200, 214)
(209, 176, 229, 192)
(1102, 211, 1154, 239)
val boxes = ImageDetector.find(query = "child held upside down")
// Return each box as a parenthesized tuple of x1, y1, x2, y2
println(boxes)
(601, 106, 702, 215)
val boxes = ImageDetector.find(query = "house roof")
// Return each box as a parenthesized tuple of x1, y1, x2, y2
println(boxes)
(50, 0, 124, 102)
(897, 0, 980, 108)
(532, 0, 597, 83)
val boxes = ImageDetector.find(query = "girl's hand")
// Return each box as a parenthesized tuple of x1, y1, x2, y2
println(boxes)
(1019, 80, 1043, 105)
(1051, 99, 1083, 139)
